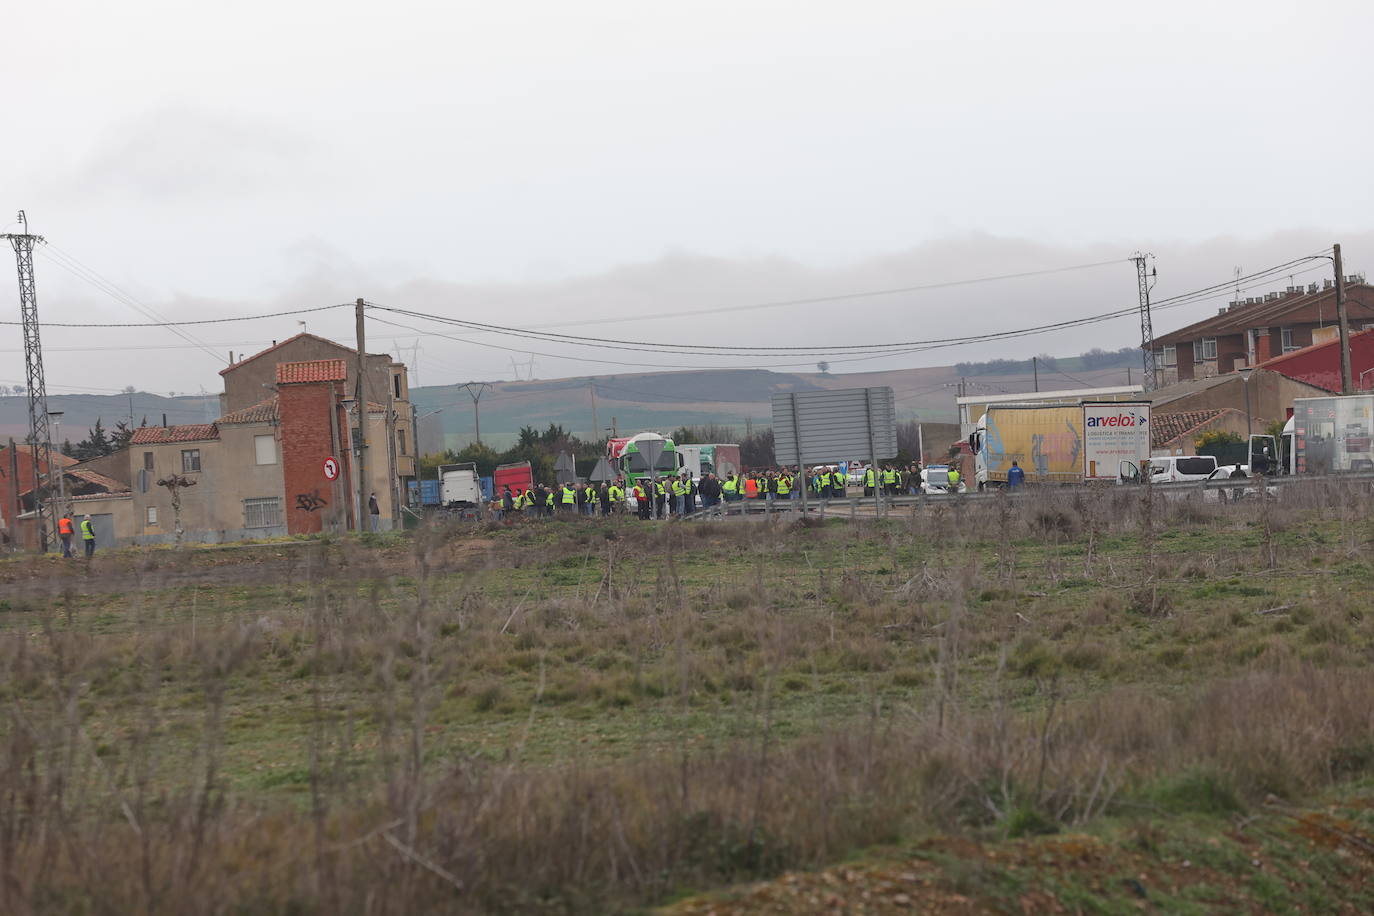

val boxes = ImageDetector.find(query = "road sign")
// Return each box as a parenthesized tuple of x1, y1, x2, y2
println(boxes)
(323, 456, 340, 480)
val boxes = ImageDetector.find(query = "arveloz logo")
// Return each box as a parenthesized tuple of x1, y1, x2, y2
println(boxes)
(1086, 413, 1148, 428)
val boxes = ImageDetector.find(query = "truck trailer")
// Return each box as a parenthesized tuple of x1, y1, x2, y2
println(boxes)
(1283, 394, 1374, 475)
(969, 401, 1151, 489)
(677, 444, 741, 481)
(438, 462, 483, 507)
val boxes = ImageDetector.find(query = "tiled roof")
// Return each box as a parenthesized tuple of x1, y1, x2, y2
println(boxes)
(1151, 408, 1239, 449)
(0, 444, 78, 467)
(19, 468, 130, 497)
(1154, 283, 1374, 346)
(220, 333, 389, 376)
(276, 359, 348, 384)
(219, 396, 279, 424)
(130, 424, 220, 444)
(68, 469, 130, 491)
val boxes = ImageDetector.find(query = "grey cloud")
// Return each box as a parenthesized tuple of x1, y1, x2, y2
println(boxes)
(57, 106, 311, 200)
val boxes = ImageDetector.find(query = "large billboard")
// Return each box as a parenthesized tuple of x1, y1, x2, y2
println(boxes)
(1082, 402, 1152, 480)
(771, 387, 897, 466)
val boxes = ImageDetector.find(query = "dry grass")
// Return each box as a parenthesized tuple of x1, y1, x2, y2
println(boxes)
(0, 481, 1372, 913)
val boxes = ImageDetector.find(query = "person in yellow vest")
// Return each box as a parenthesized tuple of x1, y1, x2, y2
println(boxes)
(722, 474, 740, 502)
(777, 472, 792, 501)
(633, 481, 649, 519)
(608, 480, 625, 514)
(80, 515, 97, 558)
(947, 466, 961, 492)
(863, 465, 876, 497)
(560, 483, 577, 513)
(882, 465, 898, 496)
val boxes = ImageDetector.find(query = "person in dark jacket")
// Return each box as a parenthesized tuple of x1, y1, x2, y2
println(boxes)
(1007, 460, 1026, 489)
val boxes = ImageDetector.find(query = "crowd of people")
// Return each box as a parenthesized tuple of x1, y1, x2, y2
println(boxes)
(491, 461, 943, 521)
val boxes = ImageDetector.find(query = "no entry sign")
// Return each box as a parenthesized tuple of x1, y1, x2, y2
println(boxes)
(323, 456, 340, 480)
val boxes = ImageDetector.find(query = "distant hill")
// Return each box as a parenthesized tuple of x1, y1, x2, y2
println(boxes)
(2, 359, 1142, 454)
(0, 391, 220, 445)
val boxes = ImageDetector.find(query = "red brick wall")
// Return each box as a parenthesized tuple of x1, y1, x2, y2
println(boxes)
(1255, 333, 1272, 364)
(277, 381, 351, 534)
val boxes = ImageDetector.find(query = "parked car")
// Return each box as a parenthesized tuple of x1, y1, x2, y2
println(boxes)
(921, 465, 966, 494)
(1201, 465, 1279, 502)
(1148, 455, 1218, 484)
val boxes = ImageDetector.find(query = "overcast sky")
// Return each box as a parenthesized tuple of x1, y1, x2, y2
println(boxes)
(3, 1, 1372, 395)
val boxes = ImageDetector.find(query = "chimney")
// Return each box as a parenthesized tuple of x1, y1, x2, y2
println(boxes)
(1324, 279, 1334, 290)
(1218, 308, 1227, 315)
(162, 413, 168, 428)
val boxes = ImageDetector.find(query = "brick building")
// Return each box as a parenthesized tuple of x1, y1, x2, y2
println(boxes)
(1151, 279, 1374, 383)
(220, 332, 415, 521)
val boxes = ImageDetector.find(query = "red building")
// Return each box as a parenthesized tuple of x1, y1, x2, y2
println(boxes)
(1258, 328, 1374, 393)
(1152, 280, 1374, 383)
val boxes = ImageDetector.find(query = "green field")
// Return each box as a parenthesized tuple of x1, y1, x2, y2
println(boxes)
(3, 481, 1374, 913)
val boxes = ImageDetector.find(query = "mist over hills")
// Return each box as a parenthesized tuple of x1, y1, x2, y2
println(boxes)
(1, 351, 1138, 452)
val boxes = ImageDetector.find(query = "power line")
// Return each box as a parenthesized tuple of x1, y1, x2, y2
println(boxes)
(0, 301, 353, 327)
(362, 252, 1333, 361)
(35, 243, 227, 362)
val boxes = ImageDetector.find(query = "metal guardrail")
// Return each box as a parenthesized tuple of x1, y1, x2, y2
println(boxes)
(680, 472, 1374, 521)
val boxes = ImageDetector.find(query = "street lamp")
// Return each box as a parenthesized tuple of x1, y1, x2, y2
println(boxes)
(47, 410, 66, 506)
(1237, 367, 1254, 439)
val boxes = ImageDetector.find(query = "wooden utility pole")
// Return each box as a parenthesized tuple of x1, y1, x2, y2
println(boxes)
(1032, 356, 1039, 392)
(1334, 244, 1353, 395)
(355, 298, 368, 531)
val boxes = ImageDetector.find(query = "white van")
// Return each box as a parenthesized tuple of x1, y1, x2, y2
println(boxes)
(1148, 455, 1218, 484)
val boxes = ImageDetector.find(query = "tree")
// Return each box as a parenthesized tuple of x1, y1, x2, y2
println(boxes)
(816, 361, 830, 374)
(740, 428, 775, 468)
(61, 439, 75, 458)
(111, 417, 145, 451)
(73, 418, 113, 460)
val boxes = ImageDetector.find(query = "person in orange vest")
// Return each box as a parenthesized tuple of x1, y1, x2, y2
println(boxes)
(743, 476, 759, 499)
(58, 512, 75, 558)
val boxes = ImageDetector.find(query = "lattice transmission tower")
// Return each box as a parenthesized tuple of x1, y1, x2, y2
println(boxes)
(3, 211, 56, 551)
(1133, 252, 1158, 391)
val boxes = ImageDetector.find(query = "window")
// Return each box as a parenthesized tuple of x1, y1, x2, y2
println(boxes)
(1281, 327, 1296, 352)
(1193, 338, 1217, 360)
(1157, 345, 1177, 367)
(397, 429, 407, 456)
(181, 449, 201, 473)
(254, 434, 276, 465)
(393, 373, 402, 399)
(143, 451, 154, 471)
(146, 506, 158, 525)
(243, 497, 283, 529)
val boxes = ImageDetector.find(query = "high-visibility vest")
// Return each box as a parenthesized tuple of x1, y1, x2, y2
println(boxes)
(80, 519, 95, 540)
(864, 468, 875, 487)
(544, 491, 555, 507)
(561, 486, 576, 504)
(656, 482, 667, 497)
(609, 486, 623, 502)
(744, 478, 758, 498)
(722, 477, 738, 495)
(883, 469, 897, 485)
(59, 517, 74, 535)
(777, 476, 791, 495)
(672, 479, 687, 496)
(948, 470, 960, 486)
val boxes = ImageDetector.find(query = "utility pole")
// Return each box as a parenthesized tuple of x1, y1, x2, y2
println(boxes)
(588, 379, 598, 442)
(1133, 253, 1158, 392)
(1032, 356, 1039, 392)
(3, 211, 56, 551)
(1334, 243, 1353, 395)
(355, 298, 368, 531)
(459, 381, 492, 445)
